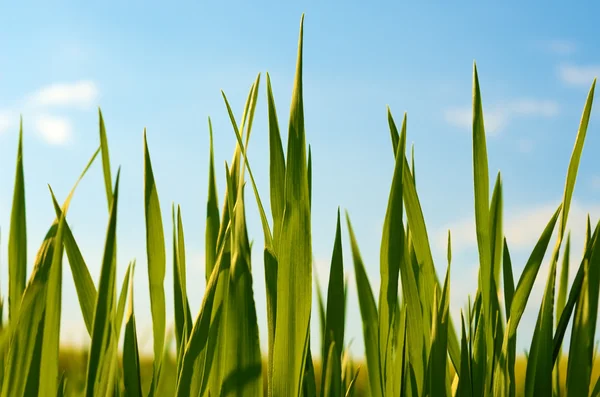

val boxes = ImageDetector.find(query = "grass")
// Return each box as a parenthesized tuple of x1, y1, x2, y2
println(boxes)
(1, 13, 599, 397)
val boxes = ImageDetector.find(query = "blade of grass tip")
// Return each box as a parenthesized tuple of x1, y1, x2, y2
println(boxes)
(346, 212, 383, 397)
(344, 367, 361, 397)
(8, 117, 26, 321)
(566, 222, 600, 396)
(222, 92, 273, 248)
(206, 118, 221, 283)
(322, 342, 342, 397)
(98, 108, 113, 208)
(501, 239, 516, 397)
(457, 312, 473, 397)
(85, 169, 121, 397)
(489, 173, 505, 365)
(123, 262, 142, 397)
(144, 130, 167, 388)
(387, 106, 399, 156)
(115, 261, 132, 339)
(266, 72, 286, 245)
(379, 107, 406, 381)
(321, 209, 345, 394)
(39, 195, 66, 395)
(272, 14, 313, 397)
(173, 204, 185, 353)
(177, 206, 193, 338)
(50, 147, 100, 335)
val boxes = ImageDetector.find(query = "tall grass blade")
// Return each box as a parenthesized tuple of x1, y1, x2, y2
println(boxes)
(8, 118, 26, 321)
(346, 213, 383, 397)
(123, 263, 142, 397)
(206, 118, 221, 283)
(144, 130, 167, 390)
(85, 169, 121, 397)
(98, 109, 113, 208)
(322, 342, 342, 397)
(271, 14, 312, 397)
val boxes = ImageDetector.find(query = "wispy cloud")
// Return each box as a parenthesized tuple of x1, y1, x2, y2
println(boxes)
(437, 200, 600, 255)
(34, 115, 72, 145)
(543, 40, 578, 56)
(444, 98, 559, 136)
(558, 64, 600, 86)
(29, 81, 98, 109)
(0, 81, 98, 144)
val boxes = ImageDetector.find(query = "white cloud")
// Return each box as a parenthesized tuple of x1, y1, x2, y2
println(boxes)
(559, 64, 600, 87)
(438, 200, 600, 255)
(0, 110, 15, 134)
(544, 40, 577, 56)
(35, 114, 72, 145)
(444, 98, 559, 136)
(29, 80, 98, 109)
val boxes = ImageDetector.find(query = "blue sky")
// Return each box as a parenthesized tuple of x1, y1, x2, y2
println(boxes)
(1, 2, 599, 358)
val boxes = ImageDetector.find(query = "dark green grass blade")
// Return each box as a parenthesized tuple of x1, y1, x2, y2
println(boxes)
(8, 118, 27, 321)
(123, 264, 142, 397)
(266, 72, 286, 244)
(321, 209, 345, 393)
(206, 118, 221, 283)
(346, 213, 383, 397)
(379, 109, 406, 382)
(456, 313, 473, 397)
(85, 170, 121, 397)
(144, 130, 167, 387)
(115, 262, 132, 339)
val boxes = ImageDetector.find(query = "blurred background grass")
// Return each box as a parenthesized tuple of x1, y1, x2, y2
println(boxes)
(58, 348, 598, 396)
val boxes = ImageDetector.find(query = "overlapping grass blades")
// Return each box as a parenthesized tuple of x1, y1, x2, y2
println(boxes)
(0, 14, 598, 397)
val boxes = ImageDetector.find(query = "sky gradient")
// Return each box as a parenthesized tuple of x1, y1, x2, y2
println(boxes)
(1, 2, 599, 358)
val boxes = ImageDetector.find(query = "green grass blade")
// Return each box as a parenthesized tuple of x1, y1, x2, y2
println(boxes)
(346, 213, 383, 397)
(206, 118, 221, 283)
(302, 345, 318, 397)
(322, 342, 342, 397)
(176, 228, 229, 397)
(39, 201, 66, 395)
(123, 263, 142, 397)
(173, 204, 186, 353)
(144, 130, 167, 387)
(308, 145, 312, 210)
(427, 261, 451, 397)
(524, 243, 559, 397)
(501, 240, 516, 397)
(177, 206, 193, 339)
(321, 209, 345, 392)
(457, 312, 473, 397)
(379, 109, 406, 381)
(272, 14, 312, 397)
(316, 275, 326, 350)
(566, 222, 600, 396)
(266, 72, 286, 243)
(558, 79, 595, 240)
(98, 108, 113, 208)
(8, 118, 27, 321)
(85, 169, 121, 397)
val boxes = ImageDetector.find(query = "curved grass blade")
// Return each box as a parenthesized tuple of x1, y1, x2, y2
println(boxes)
(144, 130, 167, 389)
(8, 118, 26, 321)
(85, 169, 121, 397)
(346, 213, 383, 397)
(98, 108, 113, 208)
